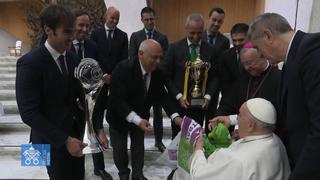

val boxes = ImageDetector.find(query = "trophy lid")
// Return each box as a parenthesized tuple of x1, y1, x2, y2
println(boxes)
(74, 58, 103, 90)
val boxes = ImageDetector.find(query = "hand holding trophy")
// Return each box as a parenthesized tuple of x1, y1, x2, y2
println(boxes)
(74, 58, 108, 154)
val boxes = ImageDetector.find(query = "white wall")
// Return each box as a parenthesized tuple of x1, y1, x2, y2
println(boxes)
(264, 0, 313, 32)
(105, 0, 147, 39)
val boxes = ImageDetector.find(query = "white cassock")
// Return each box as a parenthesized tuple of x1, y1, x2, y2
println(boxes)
(173, 133, 291, 180)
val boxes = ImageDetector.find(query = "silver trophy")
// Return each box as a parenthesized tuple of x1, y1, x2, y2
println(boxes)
(74, 58, 107, 154)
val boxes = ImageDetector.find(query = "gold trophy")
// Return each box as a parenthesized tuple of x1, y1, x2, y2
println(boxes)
(74, 58, 108, 154)
(183, 57, 210, 108)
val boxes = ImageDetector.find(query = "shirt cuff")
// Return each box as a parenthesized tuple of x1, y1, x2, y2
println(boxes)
(229, 114, 238, 126)
(170, 113, 179, 121)
(204, 94, 211, 101)
(126, 111, 142, 126)
(176, 93, 183, 100)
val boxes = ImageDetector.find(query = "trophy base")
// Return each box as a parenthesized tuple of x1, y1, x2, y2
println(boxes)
(189, 98, 205, 108)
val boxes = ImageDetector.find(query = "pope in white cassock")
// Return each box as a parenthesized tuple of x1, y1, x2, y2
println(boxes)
(173, 98, 291, 180)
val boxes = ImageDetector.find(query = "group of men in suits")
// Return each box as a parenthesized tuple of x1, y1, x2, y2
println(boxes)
(18, 3, 320, 180)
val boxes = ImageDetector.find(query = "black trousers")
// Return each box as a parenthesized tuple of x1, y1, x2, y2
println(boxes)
(92, 152, 105, 171)
(153, 103, 163, 143)
(47, 146, 85, 180)
(109, 126, 145, 177)
(171, 108, 205, 139)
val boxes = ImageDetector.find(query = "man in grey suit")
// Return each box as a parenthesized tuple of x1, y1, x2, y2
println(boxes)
(161, 14, 219, 139)
(129, 7, 169, 152)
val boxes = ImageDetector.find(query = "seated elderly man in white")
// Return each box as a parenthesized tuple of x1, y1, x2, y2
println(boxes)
(173, 98, 291, 180)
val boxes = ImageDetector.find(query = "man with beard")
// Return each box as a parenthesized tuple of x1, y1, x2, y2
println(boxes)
(70, 9, 112, 180)
(16, 4, 86, 179)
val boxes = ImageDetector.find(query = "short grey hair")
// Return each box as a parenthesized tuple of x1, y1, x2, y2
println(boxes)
(248, 13, 293, 40)
(185, 13, 204, 27)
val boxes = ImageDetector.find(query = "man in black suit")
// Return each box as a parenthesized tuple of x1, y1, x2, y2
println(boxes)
(129, 7, 168, 152)
(202, 7, 230, 134)
(249, 13, 320, 180)
(210, 45, 280, 138)
(161, 14, 219, 139)
(70, 9, 112, 180)
(91, 6, 128, 84)
(107, 39, 182, 180)
(16, 5, 86, 180)
(202, 7, 230, 57)
(219, 23, 249, 97)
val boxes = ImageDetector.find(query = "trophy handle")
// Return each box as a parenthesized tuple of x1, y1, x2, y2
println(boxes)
(183, 66, 190, 100)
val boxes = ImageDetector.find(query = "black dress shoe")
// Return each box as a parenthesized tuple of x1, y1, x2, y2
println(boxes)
(132, 175, 148, 180)
(155, 142, 166, 152)
(94, 169, 113, 180)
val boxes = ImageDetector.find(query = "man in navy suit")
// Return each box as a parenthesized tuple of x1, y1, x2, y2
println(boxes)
(107, 39, 182, 180)
(16, 5, 86, 180)
(129, 7, 169, 152)
(91, 6, 128, 85)
(249, 13, 320, 179)
(202, 7, 230, 57)
(70, 9, 112, 180)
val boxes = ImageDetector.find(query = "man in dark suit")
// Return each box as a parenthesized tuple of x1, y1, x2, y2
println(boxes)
(16, 5, 86, 180)
(210, 45, 280, 138)
(161, 14, 219, 139)
(91, 6, 128, 84)
(129, 7, 168, 152)
(70, 9, 112, 180)
(107, 39, 182, 180)
(202, 7, 230, 134)
(249, 13, 320, 179)
(219, 23, 249, 97)
(202, 7, 230, 57)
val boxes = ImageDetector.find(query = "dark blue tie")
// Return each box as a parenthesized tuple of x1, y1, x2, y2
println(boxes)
(58, 55, 68, 77)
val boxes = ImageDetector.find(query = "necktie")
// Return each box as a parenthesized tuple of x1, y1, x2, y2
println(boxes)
(147, 31, 152, 39)
(208, 34, 216, 45)
(190, 44, 198, 62)
(236, 49, 243, 73)
(58, 55, 68, 77)
(107, 29, 113, 40)
(77, 42, 83, 59)
(143, 73, 149, 94)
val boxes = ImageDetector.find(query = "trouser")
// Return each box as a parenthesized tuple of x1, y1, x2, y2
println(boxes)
(153, 103, 163, 143)
(109, 126, 145, 177)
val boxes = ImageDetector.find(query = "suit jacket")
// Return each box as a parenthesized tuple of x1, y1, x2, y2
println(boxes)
(70, 39, 98, 60)
(219, 47, 243, 96)
(90, 26, 128, 74)
(107, 58, 176, 133)
(280, 31, 320, 179)
(216, 66, 280, 116)
(16, 45, 84, 149)
(202, 31, 230, 57)
(129, 29, 169, 58)
(161, 38, 219, 101)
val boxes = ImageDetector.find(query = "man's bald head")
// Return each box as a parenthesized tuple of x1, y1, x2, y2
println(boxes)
(240, 47, 269, 77)
(105, 6, 120, 29)
(138, 39, 163, 73)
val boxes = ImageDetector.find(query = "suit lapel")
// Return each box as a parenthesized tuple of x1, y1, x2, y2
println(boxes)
(280, 31, 305, 111)
(182, 39, 191, 61)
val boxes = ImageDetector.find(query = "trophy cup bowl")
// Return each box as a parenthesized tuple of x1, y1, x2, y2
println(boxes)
(74, 58, 107, 154)
(184, 58, 211, 108)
